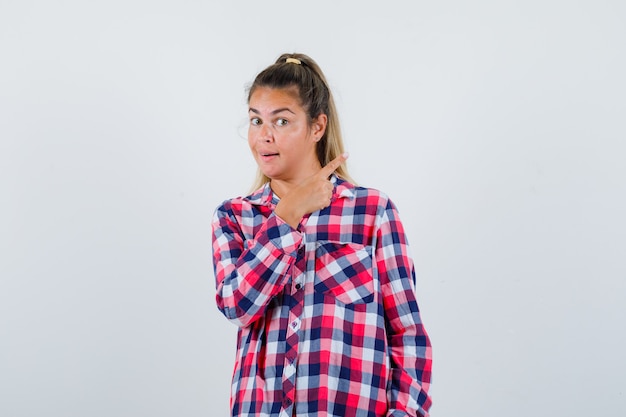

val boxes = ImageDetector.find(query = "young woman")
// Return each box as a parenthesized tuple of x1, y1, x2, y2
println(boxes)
(212, 53, 432, 417)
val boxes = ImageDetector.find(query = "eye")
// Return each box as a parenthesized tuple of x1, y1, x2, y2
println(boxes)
(275, 118, 288, 127)
(250, 117, 261, 126)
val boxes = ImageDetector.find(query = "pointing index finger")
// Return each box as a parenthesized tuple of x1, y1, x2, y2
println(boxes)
(319, 152, 349, 178)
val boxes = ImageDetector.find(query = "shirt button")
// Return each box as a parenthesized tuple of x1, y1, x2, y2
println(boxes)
(295, 283, 302, 290)
(297, 247, 305, 256)
(284, 398, 292, 406)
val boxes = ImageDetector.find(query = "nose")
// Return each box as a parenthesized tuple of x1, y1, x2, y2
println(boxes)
(258, 123, 273, 142)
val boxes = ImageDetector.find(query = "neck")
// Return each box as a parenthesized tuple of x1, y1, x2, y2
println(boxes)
(269, 161, 322, 198)
(269, 178, 300, 199)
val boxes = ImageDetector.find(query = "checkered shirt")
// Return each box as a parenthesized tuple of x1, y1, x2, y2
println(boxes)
(212, 175, 432, 417)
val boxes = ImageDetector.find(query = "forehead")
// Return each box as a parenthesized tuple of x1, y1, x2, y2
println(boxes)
(248, 86, 303, 112)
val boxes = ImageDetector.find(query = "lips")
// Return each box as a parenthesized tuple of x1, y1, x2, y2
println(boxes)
(258, 151, 279, 163)
(259, 150, 279, 159)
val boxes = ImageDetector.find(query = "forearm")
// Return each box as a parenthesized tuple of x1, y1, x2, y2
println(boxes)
(377, 200, 432, 416)
(213, 211, 302, 327)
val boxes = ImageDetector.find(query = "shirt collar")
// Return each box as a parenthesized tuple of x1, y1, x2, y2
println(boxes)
(245, 174, 356, 207)
(332, 174, 356, 200)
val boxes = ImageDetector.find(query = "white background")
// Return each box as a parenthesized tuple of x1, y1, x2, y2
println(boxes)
(1, 1, 625, 416)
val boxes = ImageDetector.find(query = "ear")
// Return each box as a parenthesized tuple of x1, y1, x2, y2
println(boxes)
(311, 113, 328, 141)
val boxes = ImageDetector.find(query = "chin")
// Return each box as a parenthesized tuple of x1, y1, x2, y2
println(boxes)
(259, 169, 279, 180)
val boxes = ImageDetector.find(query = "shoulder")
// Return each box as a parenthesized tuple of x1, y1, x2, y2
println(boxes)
(213, 185, 267, 219)
(354, 185, 391, 204)
(336, 177, 394, 211)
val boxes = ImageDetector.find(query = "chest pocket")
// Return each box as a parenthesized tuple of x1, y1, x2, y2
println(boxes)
(314, 241, 375, 305)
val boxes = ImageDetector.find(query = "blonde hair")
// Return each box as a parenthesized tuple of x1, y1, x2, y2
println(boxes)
(247, 53, 355, 191)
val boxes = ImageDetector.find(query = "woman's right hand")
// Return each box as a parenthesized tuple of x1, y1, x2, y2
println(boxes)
(274, 153, 348, 229)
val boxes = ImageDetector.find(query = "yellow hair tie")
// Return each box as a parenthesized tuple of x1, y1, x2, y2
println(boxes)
(285, 57, 302, 65)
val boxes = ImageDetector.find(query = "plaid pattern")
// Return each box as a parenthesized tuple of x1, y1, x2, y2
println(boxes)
(212, 176, 432, 417)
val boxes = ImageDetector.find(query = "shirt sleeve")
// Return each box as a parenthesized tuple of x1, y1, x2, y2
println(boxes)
(212, 201, 303, 328)
(375, 198, 433, 417)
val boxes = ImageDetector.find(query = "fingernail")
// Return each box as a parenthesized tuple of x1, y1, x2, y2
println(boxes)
(342, 152, 349, 159)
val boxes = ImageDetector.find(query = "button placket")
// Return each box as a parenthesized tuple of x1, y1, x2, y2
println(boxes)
(282, 234, 306, 414)
(283, 276, 303, 414)
(293, 242, 306, 293)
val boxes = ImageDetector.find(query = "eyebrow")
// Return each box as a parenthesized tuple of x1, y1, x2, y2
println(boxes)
(248, 107, 296, 115)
